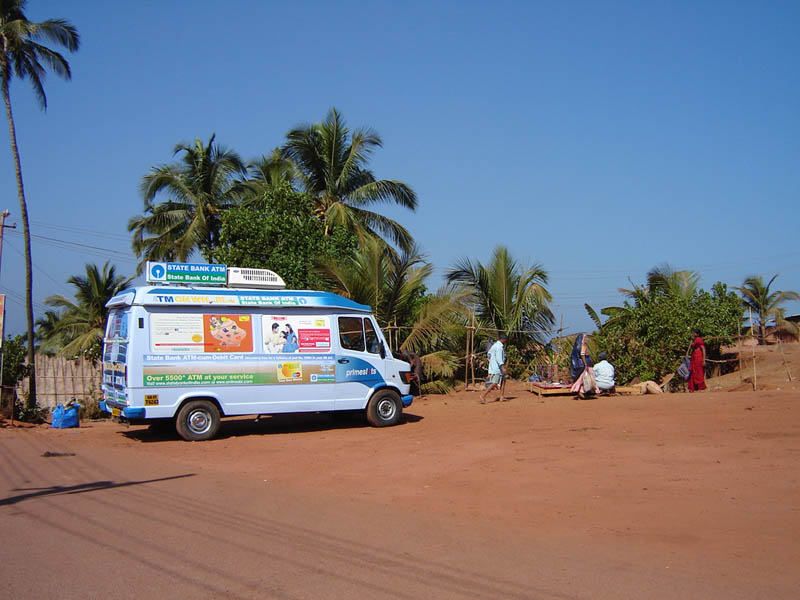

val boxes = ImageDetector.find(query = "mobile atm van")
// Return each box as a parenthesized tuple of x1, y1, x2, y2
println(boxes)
(100, 263, 414, 441)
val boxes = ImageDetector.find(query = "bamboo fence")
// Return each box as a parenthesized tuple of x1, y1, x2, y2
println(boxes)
(17, 355, 102, 409)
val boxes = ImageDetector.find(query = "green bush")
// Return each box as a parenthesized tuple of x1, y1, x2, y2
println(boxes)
(595, 282, 741, 384)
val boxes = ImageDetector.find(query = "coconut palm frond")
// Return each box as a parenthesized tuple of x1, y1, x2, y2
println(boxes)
(281, 108, 416, 251)
(585, 303, 603, 330)
(420, 350, 460, 379)
(130, 134, 247, 270)
(735, 274, 800, 344)
(445, 246, 553, 345)
(420, 379, 457, 395)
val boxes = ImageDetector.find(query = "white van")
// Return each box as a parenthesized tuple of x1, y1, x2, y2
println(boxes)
(100, 264, 414, 441)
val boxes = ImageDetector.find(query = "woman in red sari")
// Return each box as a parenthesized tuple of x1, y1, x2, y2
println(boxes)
(688, 329, 707, 391)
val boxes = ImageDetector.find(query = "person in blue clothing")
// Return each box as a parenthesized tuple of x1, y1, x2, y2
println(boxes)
(570, 332, 593, 381)
(282, 324, 299, 353)
(480, 334, 508, 404)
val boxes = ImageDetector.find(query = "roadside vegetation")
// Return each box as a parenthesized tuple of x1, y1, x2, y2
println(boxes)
(0, 1, 795, 414)
(22, 106, 800, 409)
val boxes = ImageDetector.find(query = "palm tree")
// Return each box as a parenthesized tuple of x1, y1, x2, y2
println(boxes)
(595, 264, 701, 331)
(128, 134, 247, 272)
(281, 108, 417, 250)
(1, 1, 79, 411)
(316, 237, 468, 392)
(41, 262, 133, 361)
(247, 148, 297, 188)
(735, 274, 800, 344)
(398, 283, 471, 393)
(34, 309, 64, 356)
(236, 148, 299, 210)
(446, 245, 554, 345)
(645, 263, 699, 301)
(315, 236, 431, 335)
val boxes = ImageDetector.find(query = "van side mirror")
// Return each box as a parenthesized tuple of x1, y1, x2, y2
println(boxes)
(379, 342, 386, 359)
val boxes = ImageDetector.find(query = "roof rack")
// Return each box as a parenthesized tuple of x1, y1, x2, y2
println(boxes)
(226, 267, 286, 290)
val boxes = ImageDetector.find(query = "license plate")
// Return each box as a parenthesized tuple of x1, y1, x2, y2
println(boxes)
(111, 407, 121, 417)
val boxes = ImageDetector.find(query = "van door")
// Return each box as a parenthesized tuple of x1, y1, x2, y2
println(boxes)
(335, 315, 386, 410)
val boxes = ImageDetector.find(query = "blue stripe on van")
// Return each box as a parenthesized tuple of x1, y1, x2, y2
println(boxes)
(141, 288, 371, 311)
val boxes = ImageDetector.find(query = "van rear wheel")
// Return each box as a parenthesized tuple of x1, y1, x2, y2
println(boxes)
(176, 400, 220, 441)
(366, 390, 402, 427)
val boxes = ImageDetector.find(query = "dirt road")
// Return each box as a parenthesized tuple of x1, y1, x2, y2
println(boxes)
(2, 386, 798, 599)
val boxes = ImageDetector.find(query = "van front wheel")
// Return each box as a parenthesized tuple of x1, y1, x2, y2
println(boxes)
(176, 400, 221, 441)
(366, 390, 402, 427)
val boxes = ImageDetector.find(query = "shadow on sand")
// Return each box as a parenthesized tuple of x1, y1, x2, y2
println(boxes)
(120, 411, 424, 442)
(1, 473, 196, 506)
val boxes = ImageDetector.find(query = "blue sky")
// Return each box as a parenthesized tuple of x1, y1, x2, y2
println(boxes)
(1, 0, 798, 337)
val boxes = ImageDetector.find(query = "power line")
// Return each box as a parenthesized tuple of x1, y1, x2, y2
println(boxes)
(6, 230, 137, 264)
(31, 220, 131, 242)
(3, 238, 74, 295)
(0, 286, 48, 312)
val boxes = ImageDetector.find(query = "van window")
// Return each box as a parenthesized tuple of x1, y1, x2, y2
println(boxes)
(364, 318, 381, 354)
(339, 316, 364, 352)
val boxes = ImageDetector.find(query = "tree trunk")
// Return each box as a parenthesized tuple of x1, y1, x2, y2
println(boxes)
(2, 80, 37, 410)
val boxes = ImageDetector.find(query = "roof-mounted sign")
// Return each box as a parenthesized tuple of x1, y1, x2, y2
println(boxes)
(146, 262, 227, 285)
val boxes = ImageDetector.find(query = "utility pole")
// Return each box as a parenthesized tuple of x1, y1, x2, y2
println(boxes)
(0, 210, 16, 422)
(0, 209, 14, 279)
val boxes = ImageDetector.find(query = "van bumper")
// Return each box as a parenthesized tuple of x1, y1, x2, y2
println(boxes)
(100, 401, 146, 420)
(401, 394, 413, 407)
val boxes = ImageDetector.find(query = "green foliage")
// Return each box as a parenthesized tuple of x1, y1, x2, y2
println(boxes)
(128, 134, 247, 272)
(1, 335, 31, 419)
(281, 107, 417, 251)
(40, 262, 133, 363)
(315, 236, 430, 331)
(2, 334, 29, 389)
(594, 281, 742, 383)
(446, 245, 554, 346)
(735, 274, 800, 343)
(216, 183, 357, 290)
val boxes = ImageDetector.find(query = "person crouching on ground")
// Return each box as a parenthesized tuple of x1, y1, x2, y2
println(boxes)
(593, 352, 615, 392)
(569, 332, 600, 396)
(480, 334, 508, 403)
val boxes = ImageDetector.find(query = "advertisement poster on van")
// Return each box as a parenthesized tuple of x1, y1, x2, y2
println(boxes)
(261, 315, 331, 353)
(150, 313, 254, 353)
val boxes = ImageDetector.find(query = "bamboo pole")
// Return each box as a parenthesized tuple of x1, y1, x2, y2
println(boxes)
(778, 337, 793, 382)
(468, 313, 475, 389)
(737, 318, 743, 384)
(464, 319, 469, 390)
(750, 307, 757, 391)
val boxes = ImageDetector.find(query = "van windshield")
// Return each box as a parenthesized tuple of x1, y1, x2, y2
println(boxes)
(105, 309, 129, 342)
(103, 309, 130, 405)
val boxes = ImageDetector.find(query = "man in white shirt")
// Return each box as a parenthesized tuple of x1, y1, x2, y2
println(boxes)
(480, 334, 508, 403)
(593, 352, 615, 392)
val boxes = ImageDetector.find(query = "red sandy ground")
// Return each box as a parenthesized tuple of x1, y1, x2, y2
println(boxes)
(1, 347, 798, 598)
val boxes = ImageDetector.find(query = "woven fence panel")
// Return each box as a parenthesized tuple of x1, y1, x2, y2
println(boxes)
(17, 355, 102, 409)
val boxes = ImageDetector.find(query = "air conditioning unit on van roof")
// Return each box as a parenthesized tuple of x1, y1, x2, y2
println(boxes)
(226, 267, 286, 290)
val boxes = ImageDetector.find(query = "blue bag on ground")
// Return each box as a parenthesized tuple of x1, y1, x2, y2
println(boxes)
(676, 357, 691, 381)
(51, 402, 80, 428)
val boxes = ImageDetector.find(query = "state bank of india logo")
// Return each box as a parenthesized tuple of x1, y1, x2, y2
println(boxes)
(149, 262, 167, 281)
